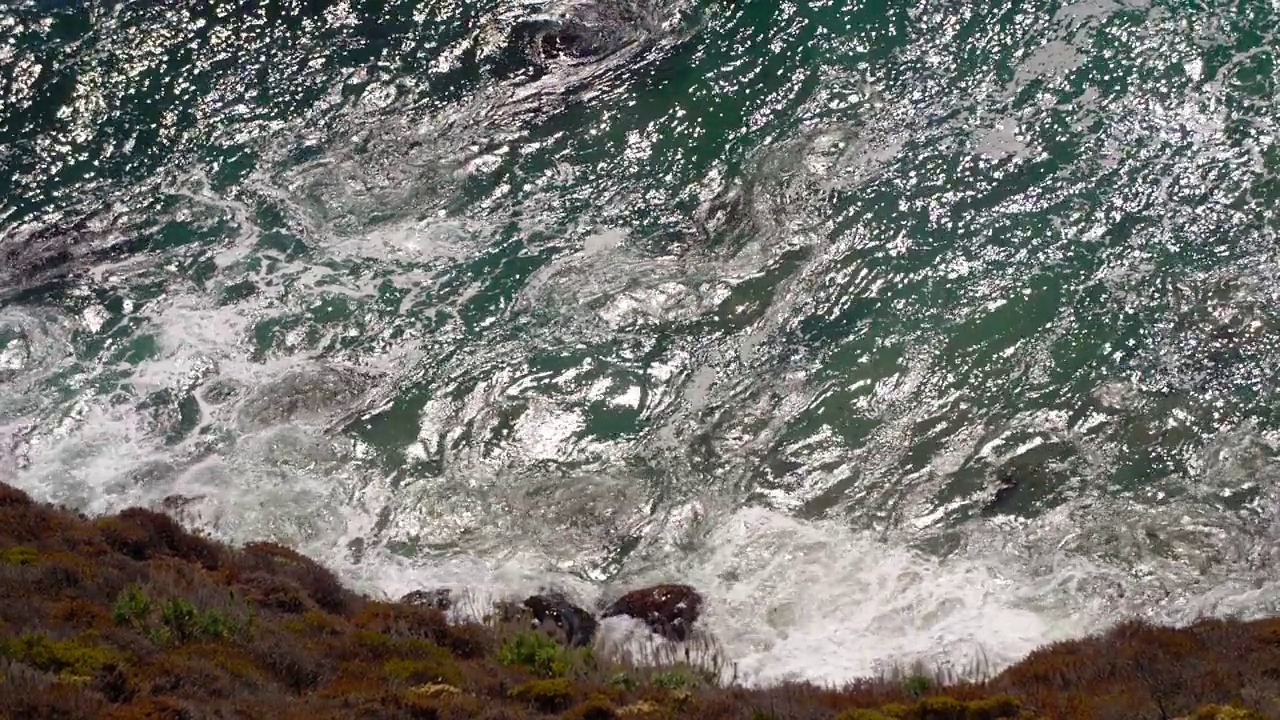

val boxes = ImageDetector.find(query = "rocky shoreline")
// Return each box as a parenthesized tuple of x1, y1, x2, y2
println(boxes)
(405, 583, 704, 650)
(0, 481, 1275, 719)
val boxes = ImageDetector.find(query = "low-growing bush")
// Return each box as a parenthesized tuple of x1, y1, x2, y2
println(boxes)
(563, 694, 620, 720)
(497, 630, 584, 678)
(509, 676, 575, 712)
(383, 649, 463, 687)
(0, 546, 37, 565)
(834, 710, 897, 720)
(1190, 706, 1266, 720)
(240, 542, 352, 616)
(0, 633, 121, 679)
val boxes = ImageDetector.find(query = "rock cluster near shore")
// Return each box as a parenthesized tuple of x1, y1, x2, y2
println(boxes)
(399, 583, 705, 649)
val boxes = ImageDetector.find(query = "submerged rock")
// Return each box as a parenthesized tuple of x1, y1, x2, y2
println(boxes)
(603, 583, 702, 641)
(511, 17, 630, 64)
(487, 0, 656, 83)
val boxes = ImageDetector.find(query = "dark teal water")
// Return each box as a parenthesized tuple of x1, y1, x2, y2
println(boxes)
(1, 0, 1278, 683)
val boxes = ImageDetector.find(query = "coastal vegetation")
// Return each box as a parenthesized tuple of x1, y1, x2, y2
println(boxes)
(0, 481, 1274, 719)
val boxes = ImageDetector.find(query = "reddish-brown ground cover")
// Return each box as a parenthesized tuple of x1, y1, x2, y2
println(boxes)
(0, 481, 1273, 719)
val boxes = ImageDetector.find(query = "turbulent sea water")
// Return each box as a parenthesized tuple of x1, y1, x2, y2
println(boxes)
(1, 0, 1279, 685)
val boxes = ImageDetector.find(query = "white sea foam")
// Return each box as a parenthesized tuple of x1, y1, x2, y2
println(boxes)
(6, 348, 1280, 689)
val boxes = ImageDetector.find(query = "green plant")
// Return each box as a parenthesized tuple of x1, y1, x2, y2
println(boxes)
(0, 545, 37, 565)
(112, 585, 152, 629)
(607, 671, 635, 690)
(497, 631, 573, 677)
(194, 608, 230, 639)
(903, 673, 931, 697)
(160, 598, 201, 642)
(652, 667, 693, 690)
(145, 596, 247, 644)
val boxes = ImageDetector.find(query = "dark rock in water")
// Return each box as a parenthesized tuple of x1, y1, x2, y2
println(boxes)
(501, 2, 646, 74)
(160, 493, 206, 514)
(158, 493, 207, 526)
(980, 455, 1067, 517)
(603, 583, 702, 641)
(512, 18, 612, 62)
(980, 471, 1021, 517)
(400, 588, 453, 611)
(496, 592, 598, 648)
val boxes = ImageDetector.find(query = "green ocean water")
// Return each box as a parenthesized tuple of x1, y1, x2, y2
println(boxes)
(1, 0, 1278, 683)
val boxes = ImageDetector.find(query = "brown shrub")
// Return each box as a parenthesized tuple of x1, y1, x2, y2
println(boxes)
(474, 707, 531, 720)
(337, 688, 448, 720)
(0, 562, 41, 602)
(0, 483, 33, 507)
(440, 620, 494, 659)
(95, 516, 153, 560)
(242, 571, 316, 614)
(101, 695, 193, 720)
(675, 691, 745, 720)
(432, 692, 491, 720)
(394, 689, 450, 720)
(355, 602, 448, 639)
(0, 657, 109, 719)
(38, 550, 103, 588)
(249, 633, 326, 693)
(35, 562, 90, 596)
(563, 694, 619, 720)
(993, 618, 1276, 719)
(350, 603, 492, 659)
(456, 655, 526, 699)
(128, 649, 241, 701)
(0, 503, 81, 545)
(92, 661, 136, 704)
(171, 642, 262, 684)
(96, 508, 225, 570)
(50, 597, 112, 628)
(239, 542, 353, 616)
(317, 662, 387, 699)
(281, 608, 346, 636)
